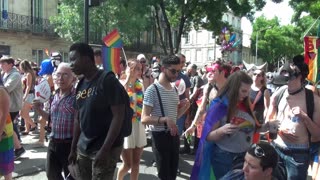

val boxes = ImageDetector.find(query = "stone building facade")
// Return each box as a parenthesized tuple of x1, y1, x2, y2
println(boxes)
(0, 0, 71, 64)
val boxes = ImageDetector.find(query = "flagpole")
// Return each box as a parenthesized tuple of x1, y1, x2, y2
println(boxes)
(121, 47, 128, 67)
(301, 16, 320, 40)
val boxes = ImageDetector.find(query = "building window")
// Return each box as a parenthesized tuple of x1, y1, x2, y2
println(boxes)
(31, 0, 43, 24)
(196, 50, 201, 62)
(0, 0, 8, 28)
(196, 31, 202, 44)
(0, 45, 10, 56)
(208, 49, 214, 61)
(185, 34, 190, 44)
(62, 52, 69, 62)
(32, 49, 44, 65)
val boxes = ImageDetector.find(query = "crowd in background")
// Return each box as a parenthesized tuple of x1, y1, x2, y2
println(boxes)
(0, 44, 320, 180)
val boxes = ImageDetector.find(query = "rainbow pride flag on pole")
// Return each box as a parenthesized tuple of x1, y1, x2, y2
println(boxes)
(103, 29, 123, 48)
(102, 46, 121, 75)
(304, 36, 320, 83)
(102, 29, 123, 74)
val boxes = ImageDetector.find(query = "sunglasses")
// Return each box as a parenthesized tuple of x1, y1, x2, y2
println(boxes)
(251, 144, 265, 158)
(166, 68, 181, 75)
(139, 60, 146, 64)
(253, 73, 262, 77)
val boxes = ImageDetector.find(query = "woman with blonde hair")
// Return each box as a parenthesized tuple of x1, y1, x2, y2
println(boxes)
(249, 69, 270, 124)
(19, 60, 37, 135)
(117, 59, 147, 180)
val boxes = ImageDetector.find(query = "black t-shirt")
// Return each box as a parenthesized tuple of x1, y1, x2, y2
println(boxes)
(75, 70, 126, 155)
(190, 75, 204, 94)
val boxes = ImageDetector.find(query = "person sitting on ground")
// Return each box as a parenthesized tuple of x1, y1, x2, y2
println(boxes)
(220, 141, 279, 180)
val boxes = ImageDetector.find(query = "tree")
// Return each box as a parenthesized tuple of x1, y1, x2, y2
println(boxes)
(150, 0, 272, 55)
(251, 16, 317, 68)
(51, 0, 282, 55)
(50, 0, 152, 45)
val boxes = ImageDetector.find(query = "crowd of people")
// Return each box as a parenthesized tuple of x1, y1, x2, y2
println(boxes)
(0, 42, 320, 180)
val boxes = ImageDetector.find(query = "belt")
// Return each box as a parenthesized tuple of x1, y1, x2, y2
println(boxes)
(51, 138, 72, 143)
(273, 142, 309, 155)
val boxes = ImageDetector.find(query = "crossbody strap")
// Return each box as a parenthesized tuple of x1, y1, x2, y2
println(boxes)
(153, 84, 167, 130)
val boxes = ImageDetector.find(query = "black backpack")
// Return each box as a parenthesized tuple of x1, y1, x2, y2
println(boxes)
(77, 70, 133, 137)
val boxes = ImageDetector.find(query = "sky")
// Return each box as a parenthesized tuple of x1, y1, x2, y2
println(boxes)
(241, 0, 294, 46)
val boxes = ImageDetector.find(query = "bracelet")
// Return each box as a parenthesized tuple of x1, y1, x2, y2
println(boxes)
(157, 117, 161, 124)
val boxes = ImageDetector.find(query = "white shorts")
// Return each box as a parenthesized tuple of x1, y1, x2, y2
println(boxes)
(123, 122, 147, 149)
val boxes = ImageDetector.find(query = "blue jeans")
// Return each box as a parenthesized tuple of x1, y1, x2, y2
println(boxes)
(176, 114, 187, 136)
(210, 143, 245, 179)
(274, 145, 309, 180)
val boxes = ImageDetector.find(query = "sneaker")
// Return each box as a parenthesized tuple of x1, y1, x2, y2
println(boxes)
(14, 147, 26, 160)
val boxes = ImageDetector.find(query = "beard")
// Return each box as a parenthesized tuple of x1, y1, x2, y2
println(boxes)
(164, 72, 176, 83)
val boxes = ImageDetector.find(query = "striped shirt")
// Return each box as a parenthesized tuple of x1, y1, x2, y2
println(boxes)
(50, 89, 76, 139)
(143, 82, 179, 132)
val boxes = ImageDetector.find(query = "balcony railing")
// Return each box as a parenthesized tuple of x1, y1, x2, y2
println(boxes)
(0, 12, 56, 36)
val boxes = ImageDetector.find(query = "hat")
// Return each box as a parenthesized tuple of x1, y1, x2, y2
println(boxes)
(137, 54, 146, 61)
(38, 59, 54, 76)
(0, 56, 14, 65)
(272, 55, 309, 85)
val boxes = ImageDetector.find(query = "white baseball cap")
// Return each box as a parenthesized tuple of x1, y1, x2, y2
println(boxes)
(137, 54, 146, 60)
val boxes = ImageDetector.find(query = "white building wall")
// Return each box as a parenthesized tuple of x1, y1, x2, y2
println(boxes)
(181, 11, 244, 67)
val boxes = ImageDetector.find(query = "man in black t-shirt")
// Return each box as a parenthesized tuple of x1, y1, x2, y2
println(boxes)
(68, 43, 126, 180)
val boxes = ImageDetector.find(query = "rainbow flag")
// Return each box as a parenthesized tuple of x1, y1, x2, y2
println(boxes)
(103, 29, 123, 48)
(102, 46, 121, 75)
(304, 36, 320, 83)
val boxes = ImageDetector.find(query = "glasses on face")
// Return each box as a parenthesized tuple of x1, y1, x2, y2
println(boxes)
(166, 68, 181, 75)
(253, 73, 262, 77)
(53, 73, 70, 79)
(251, 144, 265, 158)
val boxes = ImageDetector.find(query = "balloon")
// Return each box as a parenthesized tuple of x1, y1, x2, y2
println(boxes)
(225, 30, 230, 42)
(232, 39, 241, 48)
(229, 34, 236, 43)
(222, 27, 227, 33)
(222, 40, 227, 46)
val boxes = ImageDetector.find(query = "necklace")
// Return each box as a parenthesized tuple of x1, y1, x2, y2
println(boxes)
(288, 86, 304, 95)
(127, 80, 143, 122)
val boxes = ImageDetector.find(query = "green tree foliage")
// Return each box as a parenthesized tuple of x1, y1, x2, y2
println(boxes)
(251, 16, 317, 68)
(51, 0, 282, 55)
(50, 0, 152, 44)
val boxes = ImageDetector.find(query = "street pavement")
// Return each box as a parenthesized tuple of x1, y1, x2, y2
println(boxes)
(13, 131, 194, 180)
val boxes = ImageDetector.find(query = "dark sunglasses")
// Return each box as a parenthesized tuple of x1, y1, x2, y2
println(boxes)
(166, 68, 180, 75)
(251, 144, 265, 158)
(139, 60, 146, 64)
(253, 73, 262, 77)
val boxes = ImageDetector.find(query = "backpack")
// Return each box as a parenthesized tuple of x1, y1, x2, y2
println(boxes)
(77, 70, 133, 137)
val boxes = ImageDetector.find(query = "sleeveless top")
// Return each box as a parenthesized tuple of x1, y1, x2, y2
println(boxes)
(249, 87, 265, 124)
(22, 73, 36, 94)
